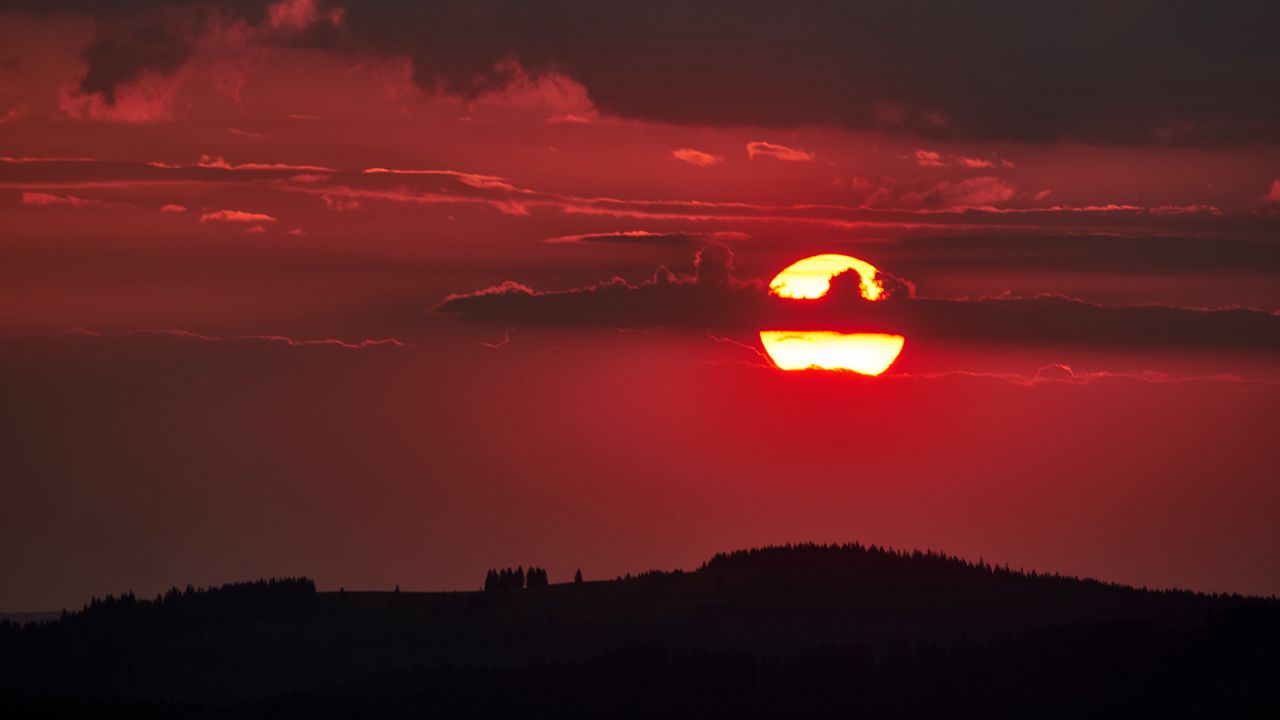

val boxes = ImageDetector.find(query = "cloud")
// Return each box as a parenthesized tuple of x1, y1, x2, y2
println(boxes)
(45, 0, 347, 123)
(878, 234, 1280, 276)
(73, 17, 193, 107)
(152, 154, 336, 172)
(546, 112, 593, 124)
(544, 231, 697, 246)
(911, 150, 946, 167)
(1149, 204, 1222, 216)
(692, 244, 737, 288)
(159, 203, 187, 213)
(57, 71, 183, 123)
(492, 200, 530, 216)
(322, 194, 361, 211)
(900, 176, 1017, 209)
(910, 150, 1008, 169)
(267, 0, 344, 36)
(746, 141, 815, 162)
(0, 104, 30, 124)
(671, 148, 723, 167)
(890, 365, 1278, 388)
(21, 191, 120, 208)
(0, 156, 100, 164)
(361, 167, 515, 190)
(466, 60, 599, 122)
(23, 1, 1280, 144)
(199, 209, 278, 223)
(6, 156, 1280, 240)
(543, 230, 741, 246)
(20, 327, 408, 350)
(1263, 180, 1280, 204)
(436, 248, 1280, 351)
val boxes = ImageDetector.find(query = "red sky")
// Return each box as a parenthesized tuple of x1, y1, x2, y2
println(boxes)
(2, 1, 1279, 609)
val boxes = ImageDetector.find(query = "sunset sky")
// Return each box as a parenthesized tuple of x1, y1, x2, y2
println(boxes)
(2, 1, 1279, 610)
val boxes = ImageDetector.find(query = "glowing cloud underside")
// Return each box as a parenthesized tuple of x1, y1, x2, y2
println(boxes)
(759, 331, 905, 375)
(768, 253, 884, 301)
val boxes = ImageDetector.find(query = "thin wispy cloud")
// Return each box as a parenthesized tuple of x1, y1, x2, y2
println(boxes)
(672, 148, 724, 167)
(746, 141, 815, 162)
(199, 209, 279, 223)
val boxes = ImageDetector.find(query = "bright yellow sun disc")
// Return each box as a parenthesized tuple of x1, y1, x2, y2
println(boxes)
(761, 254, 904, 375)
(768, 253, 885, 301)
(759, 331, 905, 375)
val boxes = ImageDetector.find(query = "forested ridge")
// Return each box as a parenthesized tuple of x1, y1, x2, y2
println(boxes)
(3, 543, 1276, 717)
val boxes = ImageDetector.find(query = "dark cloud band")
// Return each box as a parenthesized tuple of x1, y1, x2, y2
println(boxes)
(436, 248, 1280, 350)
(9, 0, 1280, 145)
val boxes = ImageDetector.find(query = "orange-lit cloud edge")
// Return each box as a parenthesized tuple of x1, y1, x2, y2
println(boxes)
(761, 254, 905, 375)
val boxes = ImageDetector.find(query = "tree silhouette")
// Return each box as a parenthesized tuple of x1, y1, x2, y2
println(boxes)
(527, 567, 548, 587)
(485, 566, 541, 591)
(574, 569, 584, 584)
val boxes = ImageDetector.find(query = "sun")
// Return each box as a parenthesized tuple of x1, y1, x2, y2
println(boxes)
(760, 254, 905, 376)
(759, 331, 905, 374)
(767, 253, 886, 301)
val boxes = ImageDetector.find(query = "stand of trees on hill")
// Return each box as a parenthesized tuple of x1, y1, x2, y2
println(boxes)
(483, 566, 549, 591)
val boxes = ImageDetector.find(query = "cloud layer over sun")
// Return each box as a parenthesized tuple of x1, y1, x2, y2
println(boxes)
(437, 247, 1280, 352)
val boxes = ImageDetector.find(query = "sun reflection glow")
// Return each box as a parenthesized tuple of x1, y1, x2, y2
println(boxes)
(768, 253, 885, 301)
(759, 331, 905, 375)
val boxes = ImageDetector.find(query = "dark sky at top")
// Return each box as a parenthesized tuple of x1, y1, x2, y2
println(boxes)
(8, 0, 1280, 145)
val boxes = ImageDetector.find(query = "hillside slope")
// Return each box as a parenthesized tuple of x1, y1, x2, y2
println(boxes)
(3, 543, 1276, 717)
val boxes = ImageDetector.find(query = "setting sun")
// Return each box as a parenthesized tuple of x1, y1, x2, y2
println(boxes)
(759, 331, 905, 375)
(768, 253, 886, 301)
(761, 254, 904, 375)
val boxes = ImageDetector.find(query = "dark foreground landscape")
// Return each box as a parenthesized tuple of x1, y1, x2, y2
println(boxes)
(3, 544, 1277, 718)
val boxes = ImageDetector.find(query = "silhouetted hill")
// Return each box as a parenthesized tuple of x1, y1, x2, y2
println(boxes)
(2, 543, 1276, 718)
